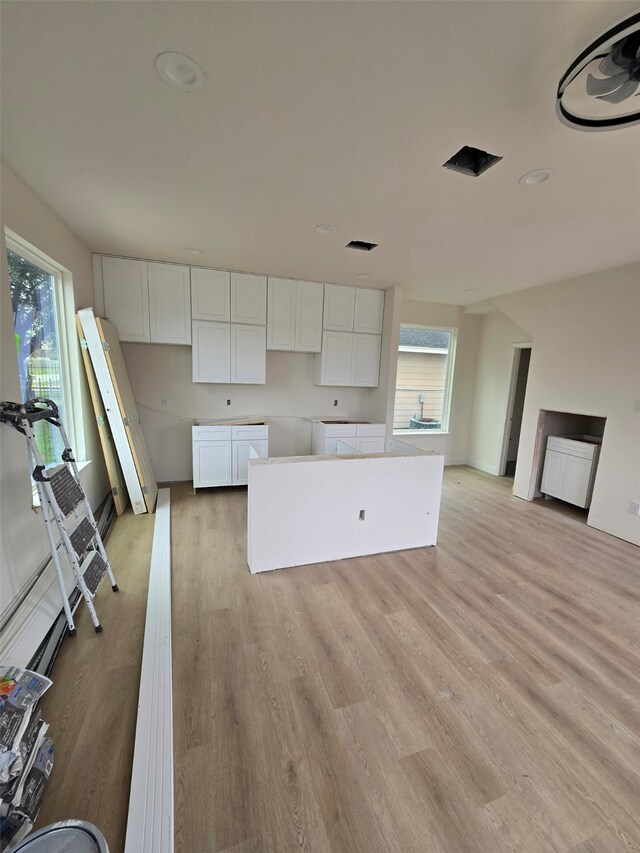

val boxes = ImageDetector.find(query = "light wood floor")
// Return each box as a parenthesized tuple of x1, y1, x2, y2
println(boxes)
(40, 468, 640, 852)
(35, 508, 154, 851)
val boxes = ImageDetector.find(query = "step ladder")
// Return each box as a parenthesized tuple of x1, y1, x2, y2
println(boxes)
(0, 397, 118, 634)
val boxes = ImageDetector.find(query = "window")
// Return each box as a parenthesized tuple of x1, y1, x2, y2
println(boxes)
(6, 236, 78, 468)
(393, 325, 457, 434)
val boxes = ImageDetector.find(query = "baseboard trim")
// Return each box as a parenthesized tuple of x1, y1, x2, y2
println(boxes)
(125, 488, 173, 853)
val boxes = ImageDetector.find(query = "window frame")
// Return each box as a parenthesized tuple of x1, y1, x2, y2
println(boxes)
(393, 323, 458, 436)
(5, 229, 86, 464)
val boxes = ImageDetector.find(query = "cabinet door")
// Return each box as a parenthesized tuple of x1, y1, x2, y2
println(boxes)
(232, 439, 268, 485)
(192, 320, 231, 382)
(193, 441, 232, 487)
(231, 324, 266, 384)
(541, 449, 566, 499)
(295, 281, 323, 352)
(102, 256, 150, 342)
(316, 332, 353, 385)
(354, 288, 384, 334)
(191, 268, 230, 321)
(231, 273, 267, 325)
(351, 333, 381, 387)
(267, 278, 296, 351)
(356, 436, 385, 454)
(323, 284, 355, 331)
(562, 455, 594, 508)
(148, 262, 191, 345)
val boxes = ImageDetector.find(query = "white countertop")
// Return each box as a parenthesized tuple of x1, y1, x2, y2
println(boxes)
(194, 417, 269, 426)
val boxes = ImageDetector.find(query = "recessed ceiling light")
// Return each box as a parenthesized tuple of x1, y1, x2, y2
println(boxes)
(155, 52, 204, 92)
(465, 288, 480, 294)
(314, 224, 338, 235)
(183, 247, 204, 255)
(356, 273, 370, 280)
(519, 169, 553, 186)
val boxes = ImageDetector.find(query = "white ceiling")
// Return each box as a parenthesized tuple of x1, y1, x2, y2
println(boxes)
(2, 1, 639, 304)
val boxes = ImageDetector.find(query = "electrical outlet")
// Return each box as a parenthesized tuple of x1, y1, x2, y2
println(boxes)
(160, 398, 167, 408)
(334, 399, 338, 407)
(630, 500, 640, 516)
(227, 399, 231, 406)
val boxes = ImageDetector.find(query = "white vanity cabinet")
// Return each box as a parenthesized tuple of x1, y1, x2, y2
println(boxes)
(101, 256, 191, 345)
(541, 435, 601, 508)
(311, 421, 386, 456)
(193, 423, 269, 488)
(267, 278, 323, 352)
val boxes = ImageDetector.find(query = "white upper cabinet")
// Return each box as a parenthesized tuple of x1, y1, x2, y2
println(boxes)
(191, 268, 231, 322)
(295, 281, 324, 352)
(315, 331, 381, 387)
(267, 278, 323, 352)
(231, 273, 267, 325)
(192, 320, 231, 382)
(323, 283, 384, 335)
(148, 262, 191, 345)
(231, 324, 266, 384)
(351, 333, 381, 386)
(354, 288, 384, 334)
(323, 284, 355, 332)
(315, 331, 353, 386)
(102, 256, 150, 342)
(267, 278, 297, 351)
(102, 256, 190, 345)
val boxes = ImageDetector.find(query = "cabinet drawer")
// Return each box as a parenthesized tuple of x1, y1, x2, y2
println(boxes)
(356, 423, 385, 437)
(547, 436, 597, 459)
(323, 424, 357, 438)
(193, 425, 232, 441)
(231, 425, 269, 441)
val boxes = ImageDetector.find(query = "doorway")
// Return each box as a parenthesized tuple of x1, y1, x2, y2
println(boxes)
(500, 344, 532, 477)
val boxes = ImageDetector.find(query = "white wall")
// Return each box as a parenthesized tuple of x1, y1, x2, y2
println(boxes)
(493, 262, 640, 546)
(467, 310, 532, 474)
(122, 342, 375, 482)
(248, 450, 444, 573)
(1, 163, 109, 654)
(393, 299, 481, 465)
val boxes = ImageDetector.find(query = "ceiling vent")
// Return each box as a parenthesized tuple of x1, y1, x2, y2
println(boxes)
(346, 240, 378, 251)
(443, 146, 502, 177)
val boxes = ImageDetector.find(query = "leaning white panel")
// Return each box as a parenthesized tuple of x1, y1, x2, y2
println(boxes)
(77, 308, 146, 514)
(125, 488, 173, 853)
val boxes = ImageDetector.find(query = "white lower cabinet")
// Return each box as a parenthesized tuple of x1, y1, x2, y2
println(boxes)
(193, 424, 268, 488)
(311, 421, 385, 456)
(232, 439, 268, 485)
(193, 440, 233, 488)
(192, 321, 265, 384)
(540, 435, 601, 508)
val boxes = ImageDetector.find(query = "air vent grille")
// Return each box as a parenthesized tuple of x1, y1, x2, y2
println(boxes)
(346, 240, 378, 252)
(443, 146, 502, 177)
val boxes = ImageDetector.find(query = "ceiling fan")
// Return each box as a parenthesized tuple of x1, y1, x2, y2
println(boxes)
(557, 11, 640, 130)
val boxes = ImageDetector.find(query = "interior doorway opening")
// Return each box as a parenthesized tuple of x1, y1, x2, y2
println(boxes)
(499, 344, 532, 477)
